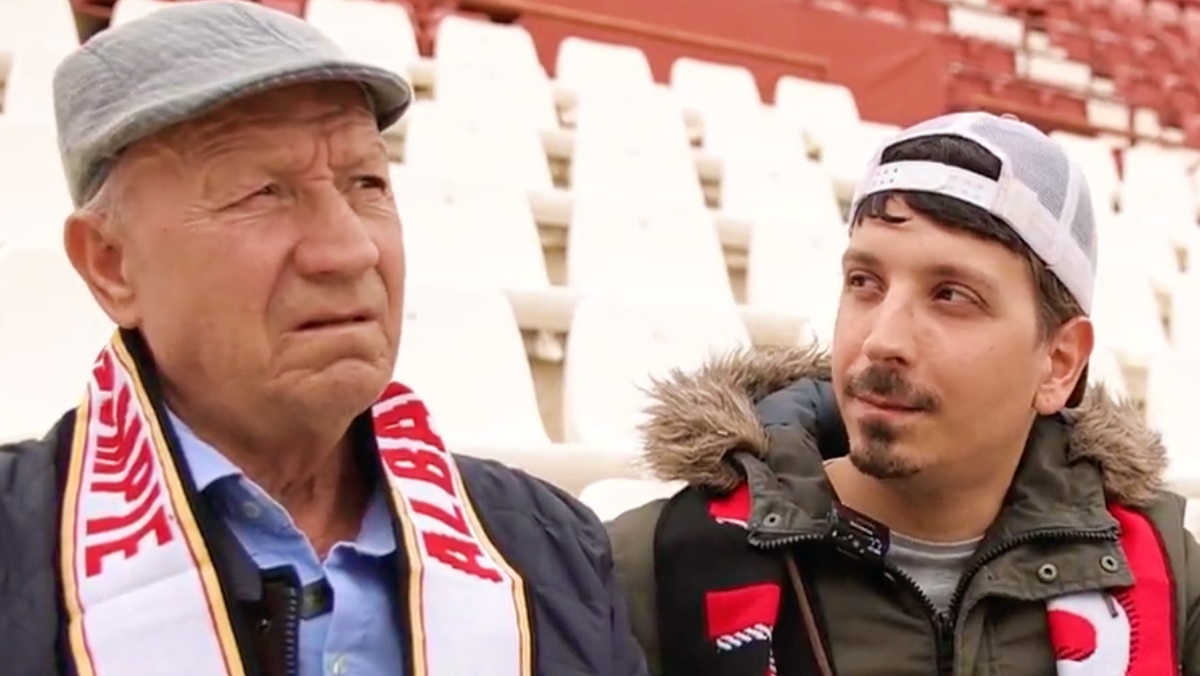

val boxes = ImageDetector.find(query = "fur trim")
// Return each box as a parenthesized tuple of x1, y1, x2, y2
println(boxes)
(639, 346, 1167, 506)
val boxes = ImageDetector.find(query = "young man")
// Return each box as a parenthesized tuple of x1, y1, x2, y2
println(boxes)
(609, 112, 1200, 675)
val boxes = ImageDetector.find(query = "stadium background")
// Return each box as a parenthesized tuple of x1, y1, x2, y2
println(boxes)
(1, 0, 1197, 522)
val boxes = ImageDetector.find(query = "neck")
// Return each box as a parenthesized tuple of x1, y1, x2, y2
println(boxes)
(170, 398, 371, 556)
(825, 454, 1020, 542)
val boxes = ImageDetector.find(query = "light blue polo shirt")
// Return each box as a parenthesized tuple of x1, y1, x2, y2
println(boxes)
(169, 411, 405, 676)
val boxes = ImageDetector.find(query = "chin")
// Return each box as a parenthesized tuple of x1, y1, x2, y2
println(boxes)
(289, 359, 394, 418)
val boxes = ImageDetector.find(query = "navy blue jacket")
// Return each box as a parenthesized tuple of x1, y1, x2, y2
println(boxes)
(0, 415, 650, 676)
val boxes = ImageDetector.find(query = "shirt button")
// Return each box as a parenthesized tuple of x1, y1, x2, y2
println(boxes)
(329, 654, 348, 675)
(241, 501, 262, 519)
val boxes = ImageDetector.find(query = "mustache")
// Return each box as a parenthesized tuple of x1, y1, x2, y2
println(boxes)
(844, 365, 940, 412)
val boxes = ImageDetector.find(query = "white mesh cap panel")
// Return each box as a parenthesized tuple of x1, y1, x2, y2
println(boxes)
(850, 112, 1097, 314)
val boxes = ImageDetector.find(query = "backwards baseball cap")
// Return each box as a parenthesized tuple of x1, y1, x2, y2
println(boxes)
(53, 0, 413, 207)
(849, 111, 1098, 408)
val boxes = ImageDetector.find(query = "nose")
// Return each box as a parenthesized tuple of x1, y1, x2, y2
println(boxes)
(292, 184, 381, 279)
(859, 291, 917, 368)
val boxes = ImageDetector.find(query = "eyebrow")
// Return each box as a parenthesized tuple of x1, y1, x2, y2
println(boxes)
(841, 248, 880, 269)
(842, 247, 1001, 295)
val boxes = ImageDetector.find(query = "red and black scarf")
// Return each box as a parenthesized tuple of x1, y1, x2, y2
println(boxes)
(653, 481, 1178, 675)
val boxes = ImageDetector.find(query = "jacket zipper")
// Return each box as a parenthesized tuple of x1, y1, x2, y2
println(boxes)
(752, 525, 1118, 675)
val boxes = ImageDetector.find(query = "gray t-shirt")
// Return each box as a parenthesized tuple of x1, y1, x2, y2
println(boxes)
(887, 531, 980, 611)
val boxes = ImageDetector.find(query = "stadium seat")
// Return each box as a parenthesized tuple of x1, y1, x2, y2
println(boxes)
(389, 165, 551, 290)
(570, 89, 705, 207)
(1087, 344, 1129, 397)
(13, 0, 76, 53)
(2, 45, 72, 125)
(393, 284, 551, 448)
(773, 76, 861, 157)
(821, 121, 902, 198)
(1146, 349, 1200, 481)
(668, 57, 809, 164)
(0, 117, 73, 246)
(561, 297, 750, 447)
(1020, 53, 1092, 92)
(1108, 207, 1181, 306)
(1121, 145, 1197, 250)
(1092, 221, 1170, 372)
(566, 196, 735, 306)
(578, 477, 684, 521)
(704, 104, 809, 168)
(433, 16, 558, 129)
(668, 56, 760, 126)
(109, 0, 172, 25)
(724, 152, 844, 341)
(1171, 272, 1200, 359)
(0, 246, 114, 442)
(402, 101, 554, 190)
(304, 0, 418, 77)
(947, 5, 1024, 47)
(722, 152, 842, 244)
(555, 36, 655, 96)
(670, 57, 758, 107)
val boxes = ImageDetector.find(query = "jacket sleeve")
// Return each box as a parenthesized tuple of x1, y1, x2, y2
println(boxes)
(1182, 524, 1200, 673)
(607, 500, 668, 676)
(602, 507, 655, 676)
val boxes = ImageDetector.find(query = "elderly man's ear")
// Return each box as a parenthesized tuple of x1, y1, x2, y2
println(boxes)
(64, 209, 138, 328)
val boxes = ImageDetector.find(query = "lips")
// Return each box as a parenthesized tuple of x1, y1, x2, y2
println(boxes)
(295, 310, 375, 331)
(854, 393, 922, 413)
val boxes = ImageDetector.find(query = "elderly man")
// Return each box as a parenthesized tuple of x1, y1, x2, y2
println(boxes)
(0, 3, 648, 676)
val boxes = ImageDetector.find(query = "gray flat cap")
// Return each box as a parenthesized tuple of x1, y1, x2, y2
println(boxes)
(54, 0, 413, 206)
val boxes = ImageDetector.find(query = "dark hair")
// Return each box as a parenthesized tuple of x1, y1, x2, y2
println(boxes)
(850, 134, 1083, 340)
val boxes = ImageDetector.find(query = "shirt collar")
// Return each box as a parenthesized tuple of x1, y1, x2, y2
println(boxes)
(166, 409, 396, 556)
(167, 408, 242, 493)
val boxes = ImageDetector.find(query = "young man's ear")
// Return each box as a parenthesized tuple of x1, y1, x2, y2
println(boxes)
(1034, 315, 1093, 414)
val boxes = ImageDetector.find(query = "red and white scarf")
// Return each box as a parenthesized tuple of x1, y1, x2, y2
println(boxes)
(60, 331, 533, 676)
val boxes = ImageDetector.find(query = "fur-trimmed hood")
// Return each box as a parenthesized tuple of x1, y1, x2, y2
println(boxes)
(639, 346, 1168, 507)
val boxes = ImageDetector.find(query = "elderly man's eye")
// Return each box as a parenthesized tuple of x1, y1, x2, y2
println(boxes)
(353, 175, 388, 192)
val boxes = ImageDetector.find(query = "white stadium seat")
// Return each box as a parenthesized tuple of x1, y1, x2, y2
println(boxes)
(0, 246, 115, 441)
(562, 297, 750, 447)
(433, 16, 558, 129)
(578, 478, 684, 522)
(570, 89, 705, 207)
(403, 101, 554, 191)
(0, 117, 74, 247)
(556, 36, 655, 96)
(774, 76, 861, 157)
(108, 0, 173, 26)
(567, 197, 735, 306)
(389, 166, 550, 290)
(304, 0, 418, 76)
(3, 45, 74, 125)
(394, 284, 550, 448)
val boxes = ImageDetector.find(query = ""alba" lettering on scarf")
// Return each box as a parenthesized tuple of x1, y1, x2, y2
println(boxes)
(375, 393, 504, 583)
